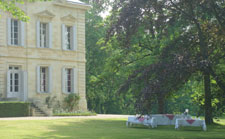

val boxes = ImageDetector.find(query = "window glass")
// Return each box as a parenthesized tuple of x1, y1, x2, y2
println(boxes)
(11, 19, 19, 45)
(40, 23, 47, 48)
(65, 26, 72, 50)
(40, 67, 48, 93)
(65, 68, 72, 93)
(8, 66, 20, 93)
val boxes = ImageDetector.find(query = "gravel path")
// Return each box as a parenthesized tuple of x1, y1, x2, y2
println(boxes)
(0, 114, 130, 121)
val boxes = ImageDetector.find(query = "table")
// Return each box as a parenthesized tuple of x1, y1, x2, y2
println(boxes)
(126, 116, 157, 128)
(148, 114, 191, 125)
(175, 118, 207, 131)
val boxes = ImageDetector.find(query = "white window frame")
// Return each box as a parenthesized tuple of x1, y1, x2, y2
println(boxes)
(65, 26, 72, 50)
(62, 24, 77, 51)
(8, 66, 20, 93)
(7, 18, 25, 46)
(36, 21, 52, 49)
(37, 66, 52, 93)
(62, 68, 78, 94)
(65, 68, 73, 93)
(10, 19, 19, 45)
(40, 67, 48, 93)
(40, 23, 48, 48)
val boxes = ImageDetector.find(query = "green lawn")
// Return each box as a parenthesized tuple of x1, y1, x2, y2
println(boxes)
(0, 117, 225, 139)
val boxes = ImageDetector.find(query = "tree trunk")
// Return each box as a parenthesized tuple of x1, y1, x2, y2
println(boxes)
(157, 93, 165, 114)
(204, 72, 213, 124)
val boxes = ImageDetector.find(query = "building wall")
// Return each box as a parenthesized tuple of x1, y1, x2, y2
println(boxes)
(0, 1, 89, 111)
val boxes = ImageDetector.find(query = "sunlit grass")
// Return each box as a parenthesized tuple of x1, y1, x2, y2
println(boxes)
(0, 117, 224, 139)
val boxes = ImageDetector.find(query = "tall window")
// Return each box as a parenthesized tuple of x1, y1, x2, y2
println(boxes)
(40, 23, 47, 48)
(40, 67, 48, 93)
(9, 66, 20, 93)
(65, 26, 72, 50)
(10, 19, 19, 45)
(37, 21, 52, 48)
(62, 24, 77, 51)
(65, 68, 72, 93)
(8, 18, 24, 46)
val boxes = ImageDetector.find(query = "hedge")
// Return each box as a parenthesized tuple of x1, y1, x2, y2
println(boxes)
(0, 102, 30, 117)
(53, 112, 97, 116)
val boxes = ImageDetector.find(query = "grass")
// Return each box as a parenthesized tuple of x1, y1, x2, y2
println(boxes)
(0, 117, 225, 139)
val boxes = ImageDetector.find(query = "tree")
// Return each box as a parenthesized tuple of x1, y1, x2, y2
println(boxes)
(0, 0, 49, 21)
(106, 0, 225, 124)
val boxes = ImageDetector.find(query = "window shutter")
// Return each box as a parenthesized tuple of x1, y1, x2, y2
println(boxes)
(36, 66, 41, 93)
(48, 66, 52, 93)
(7, 71, 11, 97)
(7, 18, 11, 46)
(20, 21, 25, 47)
(20, 71, 28, 101)
(48, 23, 52, 48)
(62, 24, 66, 50)
(36, 21, 40, 48)
(72, 68, 78, 94)
(62, 68, 66, 93)
(72, 25, 77, 51)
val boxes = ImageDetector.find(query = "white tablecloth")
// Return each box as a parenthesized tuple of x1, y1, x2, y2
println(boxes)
(126, 116, 157, 128)
(148, 114, 191, 125)
(175, 119, 207, 131)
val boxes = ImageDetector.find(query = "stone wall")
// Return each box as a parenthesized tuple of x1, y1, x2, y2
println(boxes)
(0, 1, 90, 111)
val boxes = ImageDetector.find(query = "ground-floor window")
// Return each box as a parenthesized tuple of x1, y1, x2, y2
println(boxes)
(40, 67, 49, 93)
(65, 68, 72, 93)
(9, 66, 20, 93)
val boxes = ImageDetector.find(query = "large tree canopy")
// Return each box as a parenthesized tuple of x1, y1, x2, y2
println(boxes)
(106, 0, 225, 124)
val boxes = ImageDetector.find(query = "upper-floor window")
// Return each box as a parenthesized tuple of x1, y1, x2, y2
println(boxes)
(36, 21, 52, 48)
(11, 19, 19, 45)
(40, 23, 48, 48)
(62, 24, 77, 51)
(65, 26, 72, 50)
(7, 18, 25, 46)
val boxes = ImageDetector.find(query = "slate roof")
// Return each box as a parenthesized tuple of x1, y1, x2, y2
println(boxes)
(66, 0, 89, 6)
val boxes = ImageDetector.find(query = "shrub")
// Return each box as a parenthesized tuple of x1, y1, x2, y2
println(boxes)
(64, 94, 80, 112)
(0, 102, 30, 117)
(53, 110, 97, 116)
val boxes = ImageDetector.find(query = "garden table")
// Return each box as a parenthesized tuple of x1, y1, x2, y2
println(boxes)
(175, 118, 207, 131)
(148, 114, 191, 125)
(126, 116, 157, 128)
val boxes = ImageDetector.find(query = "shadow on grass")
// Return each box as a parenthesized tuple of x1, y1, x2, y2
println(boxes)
(22, 119, 225, 139)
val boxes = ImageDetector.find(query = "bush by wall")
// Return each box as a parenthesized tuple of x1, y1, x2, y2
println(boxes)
(53, 111, 97, 116)
(0, 102, 30, 117)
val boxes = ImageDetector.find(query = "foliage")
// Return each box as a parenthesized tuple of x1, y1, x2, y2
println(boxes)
(0, 0, 50, 21)
(63, 94, 80, 112)
(80, 0, 133, 114)
(0, 102, 30, 117)
(53, 110, 97, 116)
(105, 0, 225, 124)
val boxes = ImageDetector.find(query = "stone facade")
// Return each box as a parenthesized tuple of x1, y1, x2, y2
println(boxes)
(0, 0, 90, 111)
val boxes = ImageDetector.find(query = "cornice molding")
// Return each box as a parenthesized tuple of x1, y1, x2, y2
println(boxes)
(61, 14, 76, 22)
(35, 10, 55, 19)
